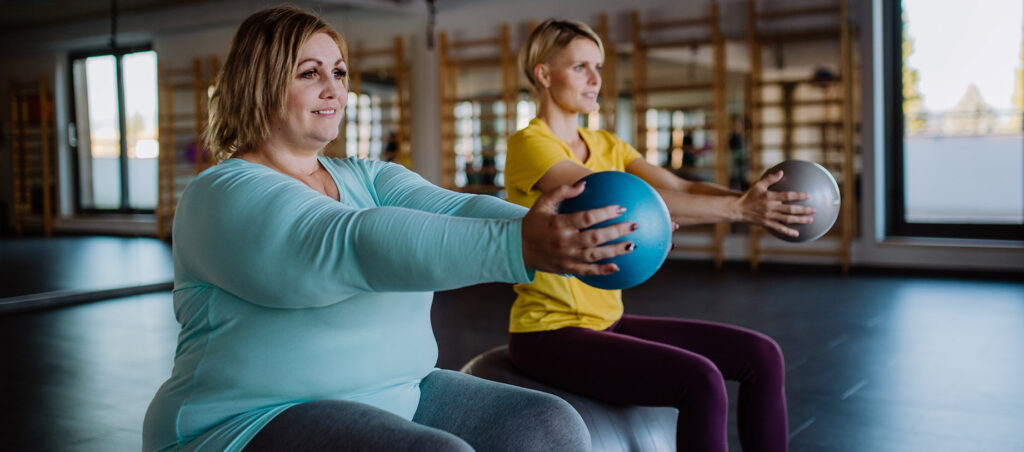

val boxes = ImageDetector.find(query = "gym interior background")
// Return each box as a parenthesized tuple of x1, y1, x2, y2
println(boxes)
(1, 0, 1021, 450)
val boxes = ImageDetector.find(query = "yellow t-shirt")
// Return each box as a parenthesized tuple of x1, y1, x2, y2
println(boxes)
(505, 118, 644, 332)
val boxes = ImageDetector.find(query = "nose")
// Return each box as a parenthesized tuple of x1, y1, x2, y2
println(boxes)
(588, 68, 601, 86)
(321, 78, 346, 101)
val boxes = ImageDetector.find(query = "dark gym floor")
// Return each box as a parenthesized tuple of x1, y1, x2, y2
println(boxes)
(1, 236, 1022, 451)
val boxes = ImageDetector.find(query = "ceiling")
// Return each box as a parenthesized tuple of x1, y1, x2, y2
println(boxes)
(0, 0, 418, 32)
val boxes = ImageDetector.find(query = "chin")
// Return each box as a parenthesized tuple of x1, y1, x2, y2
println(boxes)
(577, 102, 599, 114)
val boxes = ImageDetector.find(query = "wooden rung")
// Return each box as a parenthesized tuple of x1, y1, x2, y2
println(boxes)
(754, 99, 842, 107)
(446, 56, 504, 68)
(642, 81, 713, 93)
(757, 5, 840, 20)
(756, 77, 843, 86)
(756, 28, 841, 44)
(442, 131, 505, 140)
(442, 112, 507, 122)
(756, 121, 843, 128)
(648, 102, 715, 111)
(444, 93, 506, 103)
(451, 37, 502, 49)
(641, 38, 714, 50)
(637, 124, 716, 133)
(643, 16, 711, 31)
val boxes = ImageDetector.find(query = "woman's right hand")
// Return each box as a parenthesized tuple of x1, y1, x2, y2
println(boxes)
(737, 170, 815, 238)
(521, 181, 636, 275)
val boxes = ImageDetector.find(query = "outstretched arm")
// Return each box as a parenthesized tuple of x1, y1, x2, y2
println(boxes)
(625, 158, 814, 238)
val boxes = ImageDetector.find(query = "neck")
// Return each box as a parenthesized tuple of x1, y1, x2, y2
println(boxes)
(536, 97, 582, 146)
(242, 139, 321, 177)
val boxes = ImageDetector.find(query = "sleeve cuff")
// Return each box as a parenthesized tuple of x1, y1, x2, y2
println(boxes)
(506, 217, 536, 283)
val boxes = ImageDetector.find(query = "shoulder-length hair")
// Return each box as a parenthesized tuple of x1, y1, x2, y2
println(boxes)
(206, 6, 347, 161)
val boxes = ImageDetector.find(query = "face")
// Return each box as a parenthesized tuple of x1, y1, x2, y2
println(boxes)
(268, 32, 348, 153)
(540, 37, 603, 114)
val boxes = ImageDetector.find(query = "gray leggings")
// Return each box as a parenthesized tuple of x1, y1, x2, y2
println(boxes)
(242, 369, 590, 451)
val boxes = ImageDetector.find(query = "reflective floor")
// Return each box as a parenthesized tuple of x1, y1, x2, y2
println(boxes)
(1, 237, 1022, 451)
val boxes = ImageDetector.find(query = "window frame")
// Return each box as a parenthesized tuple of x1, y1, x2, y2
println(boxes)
(67, 43, 155, 215)
(884, 1, 1023, 241)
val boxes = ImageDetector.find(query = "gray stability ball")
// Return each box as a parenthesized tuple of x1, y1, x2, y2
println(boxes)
(763, 160, 841, 243)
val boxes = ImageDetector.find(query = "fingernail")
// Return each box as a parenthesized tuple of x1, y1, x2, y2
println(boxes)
(625, 242, 635, 251)
(672, 222, 680, 231)
(576, 181, 586, 188)
(630, 223, 638, 231)
(616, 206, 627, 214)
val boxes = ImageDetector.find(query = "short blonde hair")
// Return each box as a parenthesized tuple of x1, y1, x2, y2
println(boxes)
(520, 19, 604, 90)
(207, 6, 347, 161)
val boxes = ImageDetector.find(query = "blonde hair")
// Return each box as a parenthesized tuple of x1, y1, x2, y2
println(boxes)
(520, 18, 604, 90)
(207, 6, 347, 161)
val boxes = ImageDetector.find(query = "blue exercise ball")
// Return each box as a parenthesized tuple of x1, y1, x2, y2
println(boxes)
(762, 160, 841, 243)
(557, 171, 672, 290)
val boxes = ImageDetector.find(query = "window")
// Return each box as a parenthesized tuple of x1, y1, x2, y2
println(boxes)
(69, 47, 158, 213)
(886, 0, 1023, 240)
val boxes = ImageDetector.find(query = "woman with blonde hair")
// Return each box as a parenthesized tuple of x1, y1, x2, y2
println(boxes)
(143, 7, 633, 451)
(505, 18, 810, 452)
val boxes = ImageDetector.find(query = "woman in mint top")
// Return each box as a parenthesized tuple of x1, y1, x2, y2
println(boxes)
(143, 7, 638, 451)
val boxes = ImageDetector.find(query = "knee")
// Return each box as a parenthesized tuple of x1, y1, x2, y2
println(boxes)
(670, 356, 728, 411)
(504, 392, 591, 452)
(747, 334, 786, 384)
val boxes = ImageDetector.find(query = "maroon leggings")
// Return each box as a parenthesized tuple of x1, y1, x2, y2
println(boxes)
(508, 314, 788, 452)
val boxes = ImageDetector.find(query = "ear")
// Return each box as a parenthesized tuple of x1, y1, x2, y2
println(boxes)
(533, 63, 551, 90)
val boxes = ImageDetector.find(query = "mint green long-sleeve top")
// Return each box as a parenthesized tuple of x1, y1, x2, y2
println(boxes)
(143, 157, 532, 451)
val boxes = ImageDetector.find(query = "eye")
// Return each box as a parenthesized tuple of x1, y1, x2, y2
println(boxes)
(334, 69, 347, 80)
(596, 64, 603, 72)
(300, 69, 318, 79)
(574, 65, 584, 71)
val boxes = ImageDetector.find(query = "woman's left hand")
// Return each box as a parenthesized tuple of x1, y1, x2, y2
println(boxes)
(521, 181, 636, 275)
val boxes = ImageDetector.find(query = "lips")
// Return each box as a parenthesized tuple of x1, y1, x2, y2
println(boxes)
(313, 109, 337, 115)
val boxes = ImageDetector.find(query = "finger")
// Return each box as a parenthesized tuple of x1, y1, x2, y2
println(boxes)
(566, 204, 626, 230)
(581, 240, 635, 263)
(759, 170, 784, 187)
(768, 190, 810, 201)
(779, 204, 816, 215)
(569, 262, 620, 276)
(534, 182, 585, 213)
(579, 221, 635, 248)
(771, 213, 814, 225)
(766, 221, 799, 237)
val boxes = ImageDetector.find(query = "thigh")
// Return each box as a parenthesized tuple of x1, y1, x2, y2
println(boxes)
(615, 314, 784, 381)
(244, 399, 472, 452)
(509, 326, 724, 407)
(414, 369, 589, 452)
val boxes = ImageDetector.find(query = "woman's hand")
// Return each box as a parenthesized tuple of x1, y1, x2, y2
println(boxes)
(737, 170, 816, 238)
(521, 181, 636, 275)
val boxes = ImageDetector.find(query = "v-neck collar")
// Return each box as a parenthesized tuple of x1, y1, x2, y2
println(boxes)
(535, 118, 592, 165)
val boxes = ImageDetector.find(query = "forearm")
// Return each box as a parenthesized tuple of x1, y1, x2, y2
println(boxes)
(375, 163, 525, 220)
(657, 188, 743, 226)
(684, 180, 742, 197)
